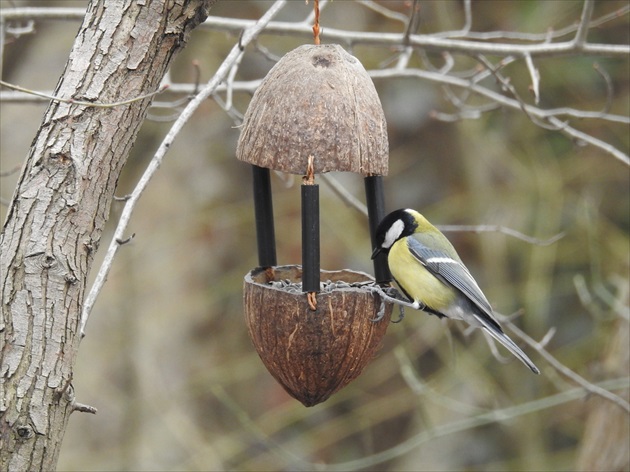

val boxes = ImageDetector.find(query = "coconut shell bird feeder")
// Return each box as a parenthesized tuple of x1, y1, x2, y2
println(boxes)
(237, 44, 392, 407)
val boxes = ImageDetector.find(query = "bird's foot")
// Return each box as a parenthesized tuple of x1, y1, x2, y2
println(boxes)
(391, 304, 405, 323)
(366, 284, 417, 322)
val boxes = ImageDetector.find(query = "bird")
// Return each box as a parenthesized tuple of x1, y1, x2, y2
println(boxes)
(372, 208, 540, 374)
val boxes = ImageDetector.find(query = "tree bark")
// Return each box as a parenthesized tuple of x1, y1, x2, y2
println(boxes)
(0, 1, 213, 469)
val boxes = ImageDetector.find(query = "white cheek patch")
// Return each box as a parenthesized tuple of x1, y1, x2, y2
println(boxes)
(383, 219, 404, 249)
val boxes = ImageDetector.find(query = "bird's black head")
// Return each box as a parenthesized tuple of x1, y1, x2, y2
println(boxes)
(371, 209, 418, 259)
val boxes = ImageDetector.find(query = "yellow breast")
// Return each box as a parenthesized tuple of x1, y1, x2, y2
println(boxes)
(388, 238, 456, 309)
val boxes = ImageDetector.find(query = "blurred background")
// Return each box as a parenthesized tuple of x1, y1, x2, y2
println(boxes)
(1, 1, 628, 470)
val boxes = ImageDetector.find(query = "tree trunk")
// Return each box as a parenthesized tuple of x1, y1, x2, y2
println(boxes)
(0, 1, 213, 469)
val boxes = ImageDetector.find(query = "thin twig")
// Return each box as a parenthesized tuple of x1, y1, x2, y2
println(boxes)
(475, 54, 560, 131)
(71, 402, 98, 414)
(503, 317, 630, 414)
(437, 0, 473, 38)
(524, 53, 540, 104)
(195, 18, 630, 57)
(394, 346, 487, 415)
(574, 0, 595, 48)
(5, 70, 625, 164)
(314, 377, 630, 471)
(6, 72, 627, 128)
(402, 0, 421, 45)
(356, 0, 409, 25)
(0, 164, 20, 177)
(546, 115, 629, 165)
(392, 0, 420, 70)
(439, 4, 630, 42)
(320, 174, 367, 216)
(593, 62, 613, 116)
(368, 67, 629, 165)
(3, 6, 628, 56)
(6, 73, 627, 128)
(215, 375, 629, 472)
(253, 40, 282, 63)
(438, 225, 565, 246)
(0, 79, 168, 108)
(320, 173, 565, 246)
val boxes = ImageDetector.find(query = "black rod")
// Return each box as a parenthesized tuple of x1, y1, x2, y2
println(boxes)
(301, 183, 320, 293)
(364, 175, 391, 284)
(252, 165, 277, 268)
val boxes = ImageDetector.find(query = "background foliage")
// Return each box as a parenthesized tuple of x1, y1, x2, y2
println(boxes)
(1, 1, 628, 470)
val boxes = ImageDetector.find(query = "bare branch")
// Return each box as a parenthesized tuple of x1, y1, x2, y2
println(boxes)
(402, 0, 421, 44)
(524, 53, 540, 104)
(0, 164, 20, 177)
(474, 54, 560, 131)
(198, 19, 630, 57)
(0, 79, 169, 108)
(79, 0, 289, 337)
(444, 4, 630, 42)
(574, 0, 595, 48)
(438, 225, 565, 246)
(369, 68, 630, 165)
(356, 0, 409, 25)
(546, 115, 630, 165)
(3, 5, 629, 56)
(0, 7, 86, 21)
(5, 72, 626, 167)
(593, 62, 614, 116)
(320, 174, 367, 216)
(4, 3, 628, 43)
(283, 377, 630, 471)
(436, 0, 473, 38)
(5, 75, 626, 125)
(503, 317, 630, 414)
(71, 402, 98, 415)
(2, 2, 627, 174)
(320, 174, 565, 246)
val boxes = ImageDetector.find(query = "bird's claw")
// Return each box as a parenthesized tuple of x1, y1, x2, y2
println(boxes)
(391, 305, 405, 323)
(371, 297, 387, 322)
(367, 284, 413, 323)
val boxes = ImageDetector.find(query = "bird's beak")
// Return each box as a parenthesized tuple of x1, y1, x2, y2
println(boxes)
(371, 247, 383, 260)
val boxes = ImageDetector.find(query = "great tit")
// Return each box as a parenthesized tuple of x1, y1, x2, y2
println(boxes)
(372, 208, 540, 374)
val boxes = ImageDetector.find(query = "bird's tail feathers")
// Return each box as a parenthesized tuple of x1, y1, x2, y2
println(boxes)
(476, 315, 541, 375)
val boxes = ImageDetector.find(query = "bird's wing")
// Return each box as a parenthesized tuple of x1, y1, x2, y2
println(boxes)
(406, 237, 494, 316)
(408, 237, 540, 373)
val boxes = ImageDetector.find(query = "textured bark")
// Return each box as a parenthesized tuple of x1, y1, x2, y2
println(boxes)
(0, 1, 213, 469)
